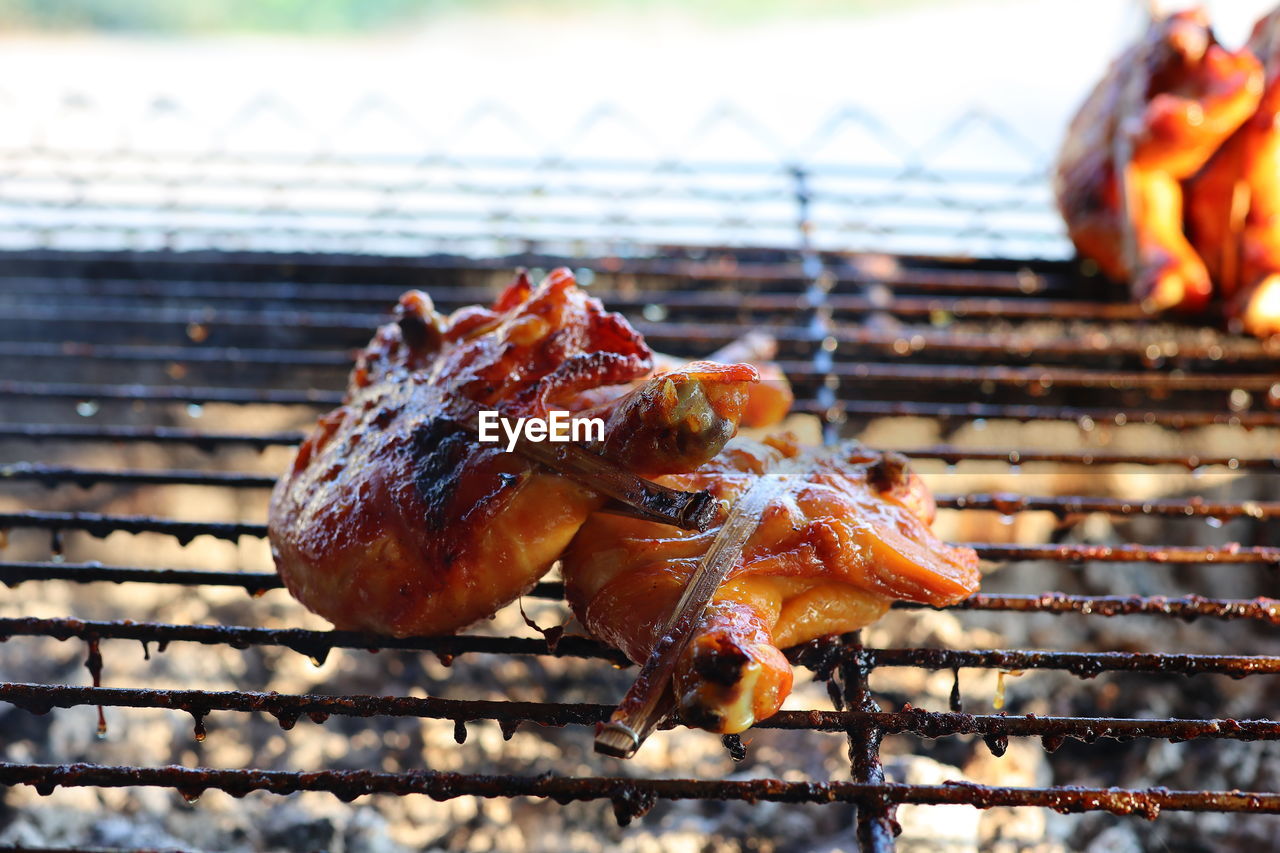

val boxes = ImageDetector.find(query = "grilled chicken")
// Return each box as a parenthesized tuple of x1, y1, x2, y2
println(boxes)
(561, 433, 980, 733)
(1055, 8, 1262, 313)
(1186, 8, 1280, 337)
(269, 269, 757, 636)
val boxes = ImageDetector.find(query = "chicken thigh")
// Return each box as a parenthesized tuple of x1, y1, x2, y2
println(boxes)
(269, 269, 756, 637)
(562, 433, 980, 733)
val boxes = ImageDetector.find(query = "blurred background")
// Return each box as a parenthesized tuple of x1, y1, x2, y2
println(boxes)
(0, 0, 1272, 259)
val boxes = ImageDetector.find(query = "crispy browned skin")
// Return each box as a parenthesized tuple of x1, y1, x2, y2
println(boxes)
(269, 269, 756, 637)
(568, 332, 794, 431)
(562, 434, 979, 734)
(1186, 9, 1280, 337)
(1055, 9, 1262, 313)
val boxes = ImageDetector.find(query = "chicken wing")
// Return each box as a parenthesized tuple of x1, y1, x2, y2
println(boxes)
(562, 433, 980, 733)
(1055, 9, 1262, 313)
(269, 269, 756, 637)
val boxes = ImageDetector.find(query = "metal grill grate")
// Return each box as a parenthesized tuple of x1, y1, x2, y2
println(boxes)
(0, 244, 1278, 851)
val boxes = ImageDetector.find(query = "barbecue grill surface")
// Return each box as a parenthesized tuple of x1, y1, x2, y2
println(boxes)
(0, 247, 1278, 852)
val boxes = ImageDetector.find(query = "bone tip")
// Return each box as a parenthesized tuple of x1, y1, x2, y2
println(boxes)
(684, 490, 721, 532)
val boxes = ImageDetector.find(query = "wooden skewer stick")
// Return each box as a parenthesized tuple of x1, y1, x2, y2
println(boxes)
(594, 461, 800, 759)
(452, 410, 718, 533)
(1117, 7, 1153, 308)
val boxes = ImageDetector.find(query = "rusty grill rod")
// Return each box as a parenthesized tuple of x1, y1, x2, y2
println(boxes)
(2, 425, 1275, 471)
(0, 424, 304, 449)
(772, 361, 1280, 392)
(2, 761, 1277, 818)
(0, 278, 1205, 321)
(3, 510, 1277, 565)
(5, 383, 1277, 430)
(0, 278, 1185, 318)
(638, 322, 1278, 365)
(794, 399, 1280, 429)
(2, 617, 1279, 678)
(3, 564, 1279, 624)
(0, 249, 1078, 291)
(940, 494, 1279, 520)
(0, 342, 354, 368)
(0, 381, 343, 407)
(6, 465, 1280, 521)
(903, 445, 1280, 470)
(8, 311, 1280, 369)
(4, 683, 1279, 744)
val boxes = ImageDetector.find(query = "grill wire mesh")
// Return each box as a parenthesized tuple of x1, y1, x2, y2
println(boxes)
(0, 101, 1278, 850)
(0, 245, 1278, 851)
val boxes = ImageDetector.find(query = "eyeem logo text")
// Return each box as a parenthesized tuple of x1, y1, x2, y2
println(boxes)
(476, 410, 605, 452)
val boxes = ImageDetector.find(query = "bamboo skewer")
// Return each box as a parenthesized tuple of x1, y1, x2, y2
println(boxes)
(594, 459, 804, 759)
(451, 410, 718, 533)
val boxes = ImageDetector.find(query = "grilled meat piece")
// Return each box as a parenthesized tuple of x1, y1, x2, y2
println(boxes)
(1055, 9, 1262, 313)
(562, 433, 980, 733)
(269, 269, 756, 636)
(1186, 8, 1280, 337)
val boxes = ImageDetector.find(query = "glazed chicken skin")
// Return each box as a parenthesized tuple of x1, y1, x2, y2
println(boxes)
(1186, 8, 1280, 337)
(562, 433, 980, 734)
(1055, 8, 1262, 313)
(269, 269, 758, 637)
(567, 330, 794, 431)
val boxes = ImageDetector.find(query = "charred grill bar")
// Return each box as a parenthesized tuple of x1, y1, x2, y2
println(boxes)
(0, 245, 1278, 852)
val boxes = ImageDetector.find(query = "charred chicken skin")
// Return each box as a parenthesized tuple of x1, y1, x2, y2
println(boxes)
(1186, 8, 1280, 337)
(1055, 9, 1262, 313)
(269, 269, 757, 637)
(562, 433, 980, 734)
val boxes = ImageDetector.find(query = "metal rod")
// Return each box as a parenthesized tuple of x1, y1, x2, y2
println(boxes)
(0, 511, 265, 544)
(902, 593, 1280, 623)
(0, 381, 343, 407)
(0, 617, 629, 665)
(838, 634, 896, 852)
(3, 426, 1275, 470)
(936, 493, 1280, 520)
(0, 561, 563, 600)
(2, 564, 1277, 624)
(0, 464, 278, 489)
(899, 445, 1280, 471)
(2, 511, 1275, 564)
(1, 761, 1276, 815)
(4, 682, 1278, 743)
(1, 618, 1277, 677)
(5, 383, 1277, 429)
(772, 361, 1280, 392)
(0, 277, 1215, 323)
(0, 342, 353, 368)
(2, 324, 1275, 369)
(797, 399, 1280, 429)
(0, 424, 305, 449)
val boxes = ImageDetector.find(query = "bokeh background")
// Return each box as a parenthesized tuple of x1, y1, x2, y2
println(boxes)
(0, 0, 1272, 260)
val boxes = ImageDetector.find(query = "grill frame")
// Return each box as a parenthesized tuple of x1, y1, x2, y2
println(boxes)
(0, 245, 1278, 851)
